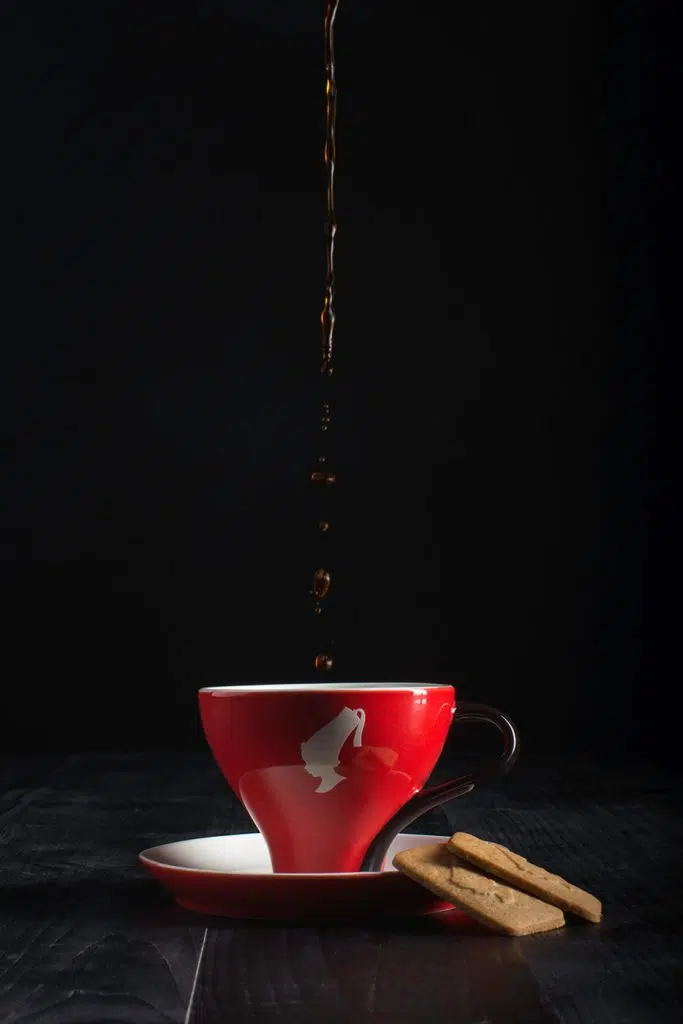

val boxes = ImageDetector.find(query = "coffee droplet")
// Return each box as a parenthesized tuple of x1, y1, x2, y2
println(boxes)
(311, 471, 336, 484)
(313, 603, 323, 615)
(317, 455, 327, 463)
(315, 653, 334, 671)
(313, 568, 331, 599)
(318, 520, 329, 532)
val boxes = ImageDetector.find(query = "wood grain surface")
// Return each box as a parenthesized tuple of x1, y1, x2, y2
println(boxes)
(1, 753, 681, 1023)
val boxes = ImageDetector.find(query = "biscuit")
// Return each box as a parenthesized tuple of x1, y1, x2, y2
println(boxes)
(393, 843, 565, 936)
(447, 832, 602, 923)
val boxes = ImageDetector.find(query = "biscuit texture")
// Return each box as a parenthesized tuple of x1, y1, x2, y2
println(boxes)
(447, 832, 602, 923)
(393, 843, 566, 936)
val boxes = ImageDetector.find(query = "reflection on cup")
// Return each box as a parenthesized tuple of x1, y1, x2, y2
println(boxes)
(352, 745, 399, 771)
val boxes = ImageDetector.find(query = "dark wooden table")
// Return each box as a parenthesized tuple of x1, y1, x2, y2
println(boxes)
(1, 752, 681, 1022)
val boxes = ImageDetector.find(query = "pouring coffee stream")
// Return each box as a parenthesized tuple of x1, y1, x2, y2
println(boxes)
(310, 0, 340, 672)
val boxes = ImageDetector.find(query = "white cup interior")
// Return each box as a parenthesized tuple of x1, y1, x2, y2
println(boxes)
(200, 682, 452, 694)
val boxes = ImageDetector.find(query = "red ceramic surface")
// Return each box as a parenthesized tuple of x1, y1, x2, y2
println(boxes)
(199, 683, 456, 873)
(139, 832, 452, 922)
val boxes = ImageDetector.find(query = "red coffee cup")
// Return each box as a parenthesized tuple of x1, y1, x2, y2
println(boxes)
(199, 683, 518, 873)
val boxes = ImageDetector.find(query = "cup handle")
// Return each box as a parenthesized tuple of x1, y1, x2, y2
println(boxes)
(360, 702, 519, 872)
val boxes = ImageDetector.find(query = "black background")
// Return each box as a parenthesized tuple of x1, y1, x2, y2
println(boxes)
(1, 2, 675, 761)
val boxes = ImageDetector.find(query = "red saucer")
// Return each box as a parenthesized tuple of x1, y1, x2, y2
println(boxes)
(139, 832, 452, 922)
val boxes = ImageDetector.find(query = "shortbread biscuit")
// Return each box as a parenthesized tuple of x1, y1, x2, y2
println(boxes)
(447, 832, 601, 923)
(393, 843, 565, 936)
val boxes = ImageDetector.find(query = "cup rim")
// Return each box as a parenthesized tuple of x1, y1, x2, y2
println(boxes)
(199, 682, 454, 695)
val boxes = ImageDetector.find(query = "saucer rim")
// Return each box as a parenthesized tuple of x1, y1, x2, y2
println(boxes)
(139, 831, 446, 879)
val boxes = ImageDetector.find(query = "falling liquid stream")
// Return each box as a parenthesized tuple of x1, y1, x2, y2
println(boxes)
(311, 0, 340, 674)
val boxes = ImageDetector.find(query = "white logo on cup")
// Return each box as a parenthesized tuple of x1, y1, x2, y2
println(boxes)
(300, 707, 366, 793)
